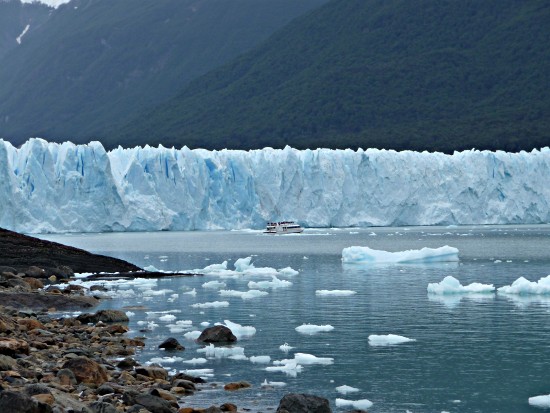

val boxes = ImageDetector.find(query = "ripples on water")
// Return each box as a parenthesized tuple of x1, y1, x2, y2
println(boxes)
(43, 225, 550, 413)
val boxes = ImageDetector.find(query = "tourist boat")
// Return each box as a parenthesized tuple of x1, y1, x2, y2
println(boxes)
(264, 221, 304, 234)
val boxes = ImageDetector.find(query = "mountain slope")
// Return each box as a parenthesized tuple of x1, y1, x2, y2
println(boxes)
(117, 0, 550, 152)
(0, 0, 51, 59)
(0, 0, 328, 146)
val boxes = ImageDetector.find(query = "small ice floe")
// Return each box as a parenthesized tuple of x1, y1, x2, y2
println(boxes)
(250, 356, 271, 364)
(265, 362, 303, 377)
(181, 358, 208, 365)
(168, 293, 179, 302)
(189, 257, 299, 278)
(336, 385, 360, 395)
(158, 314, 177, 322)
(315, 289, 357, 296)
(368, 334, 415, 346)
(278, 267, 299, 276)
(303, 256, 309, 260)
(146, 356, 183, 365)
(198, 343, 245, 359)
(200, 321, 210, 327)
(182, 368, 214, 378)
(494, 259, 502, 263)
(248, 276, 292, 290)
(262, 379, 286, 387)
(216, 320, 256, 339)
(183, 288, 197, 296)
(275, 353, 333, 366)
(295, 324, 334, 335)
(342, 245, 459, 264)
(202, 280, 227, 289)
(529, 394, 550, 408)
(279, 343, 293, 353)
(335, 398, 373, 410)
(219, 289, 268, 300)
(191, 301, 230, 308)
(183, 331, 202, 340)
(427, 276, 495, 294)
(167, 320, 193, 333)
(498, 275, 550, 295)
(125, 311, 135, 317)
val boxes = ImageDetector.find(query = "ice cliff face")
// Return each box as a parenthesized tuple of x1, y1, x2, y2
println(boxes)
(1, 138, 549, 233)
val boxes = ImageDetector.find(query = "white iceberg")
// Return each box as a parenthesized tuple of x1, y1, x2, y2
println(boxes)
(368, 334, 415, 346)
(265, 361, 303, 377)
(335, 398, 373, 410)
(275, 353, 333, 366)
(529, 394, 550, 408)
(217, 320, 256, 339)
(427, 276, 495, 294)
(336, 385, 360, 395)
(250, 355, 271, 364)
(315, 289, 357, 296)
(295, 324, 334, 335)
(279, 343, 293, 352)
(342, 245, 459, 264)
(498, 275, 550, 295)
(219, 289, 269, 300)
(202, 280, 227, 289)
(198, 343, 246, 359)
(191, 301, 230, 308)
(248, 276, 292, 290)
(262, 379, 286, 387)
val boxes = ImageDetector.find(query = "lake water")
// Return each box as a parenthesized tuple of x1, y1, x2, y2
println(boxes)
(40, 225, 550, 413)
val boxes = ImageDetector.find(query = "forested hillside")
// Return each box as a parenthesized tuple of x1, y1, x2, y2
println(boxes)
(117, 0, 550, 152)
(0, 0, 327, 145)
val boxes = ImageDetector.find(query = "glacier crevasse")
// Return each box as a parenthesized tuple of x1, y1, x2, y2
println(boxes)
(1, 138, 549, 233)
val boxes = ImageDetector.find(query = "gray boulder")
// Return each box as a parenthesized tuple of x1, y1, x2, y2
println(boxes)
(277, 393, 332, 413)
(197, 325, 237, 343)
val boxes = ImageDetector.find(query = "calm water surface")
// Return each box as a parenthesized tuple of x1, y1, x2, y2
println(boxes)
(41, 226, 550, 413)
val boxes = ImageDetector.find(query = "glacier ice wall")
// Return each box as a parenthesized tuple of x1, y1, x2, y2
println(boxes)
(1, 138, 549, 233)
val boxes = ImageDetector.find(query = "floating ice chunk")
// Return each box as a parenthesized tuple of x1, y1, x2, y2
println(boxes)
(250, 356, 271, 364)
(336, 385, 360, 395)
(191, 301, 230, 308)
(219, 289, 268, 300)
(281, 353, 332, 365)
(184, 331, 201, 340)
(125, 311, 135, 317)
(146, 310, 182, 315)
(198, 343, 245, 359)
(295, 324, 334, 334)
(336, 399, 373, 410)
(262, 379, 286, 387)
(265, 362, 303, 377)
(498, 275, 550, 295)
(229, 354, 249, 361)
(183, 288, 197, 296)
(279, 343, 293, 352)
(217, 320, 256, 338)
(181, 358, 208, 365)
(158, 314, 177, 322)
(368, 334, 415, 346)
(182, 368, 214, 378)
(234, 257, 254, 272)
(144, 265, 160, 272)
(342, 245, 459, 264)
(202, 280, 227, 289)
(427, 276, 495, 294)
(200, 321, 210, 327)
(529, 394, 550, 408)
(278, 267, 299, 276)
(316, 289, 357, 296)
(147, 356, 183, 365)
(248, 276, 292, 290)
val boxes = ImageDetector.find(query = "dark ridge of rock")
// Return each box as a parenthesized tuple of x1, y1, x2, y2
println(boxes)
(0, 227, 140, 274)
(77, 310, 129, 324)
(0, 291, 99, 310)
(276, 393, 332, 413)
(158, 337, 184, 350)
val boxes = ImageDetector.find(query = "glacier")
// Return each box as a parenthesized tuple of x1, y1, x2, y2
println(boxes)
(1, 138, 550, 233)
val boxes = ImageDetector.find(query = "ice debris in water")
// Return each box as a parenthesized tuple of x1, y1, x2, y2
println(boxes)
(202, 280, 227, 289)
(183, 331, 201, 340)
(427, 276, 495, 294)
(248, 276, 292, 289)
(250, 356, 271, 364)
(498, 275, 550, 295)
(295, 324, 334, 334)
(189, 257, 298, 278)
(529, 394, 550, 408)
(368, 334, 415, 346)
(191, 301, 229, 308)
(262, 379, 286, 387)
(279, 343, 293, 352)
(198, 344, 246, 359)
(336, 385, 360, 395)
(274, 353, 333, 366)
(183, 288, 197, 296)
(158, 314, 177, 322)
(181, 358, 207, 365)
(219, 289, 269, 300)
(316, 289, 357, 296)
(215, 320, 256, 339)
(182, 368, 214, 378)
(265, 362, 303, 377)
(342, 245, 459, 264)
(335, 399, 373, 410)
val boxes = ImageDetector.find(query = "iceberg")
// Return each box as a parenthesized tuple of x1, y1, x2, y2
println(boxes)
(335, 399, 373, 410)
(295, 324, 334, 334)
(427, 276, 495, 294)
(368, 334, 415, 346)
(529, 394, 550, 408)
(2, 138, 550, 233)
(498, 275, 550, 295)
(342, 245, 459, 264)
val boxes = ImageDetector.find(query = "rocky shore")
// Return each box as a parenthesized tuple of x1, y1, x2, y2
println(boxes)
(0, 228, 344, 413)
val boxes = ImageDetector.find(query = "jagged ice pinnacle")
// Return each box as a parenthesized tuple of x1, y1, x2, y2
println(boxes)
(1, 138, 549, 233)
